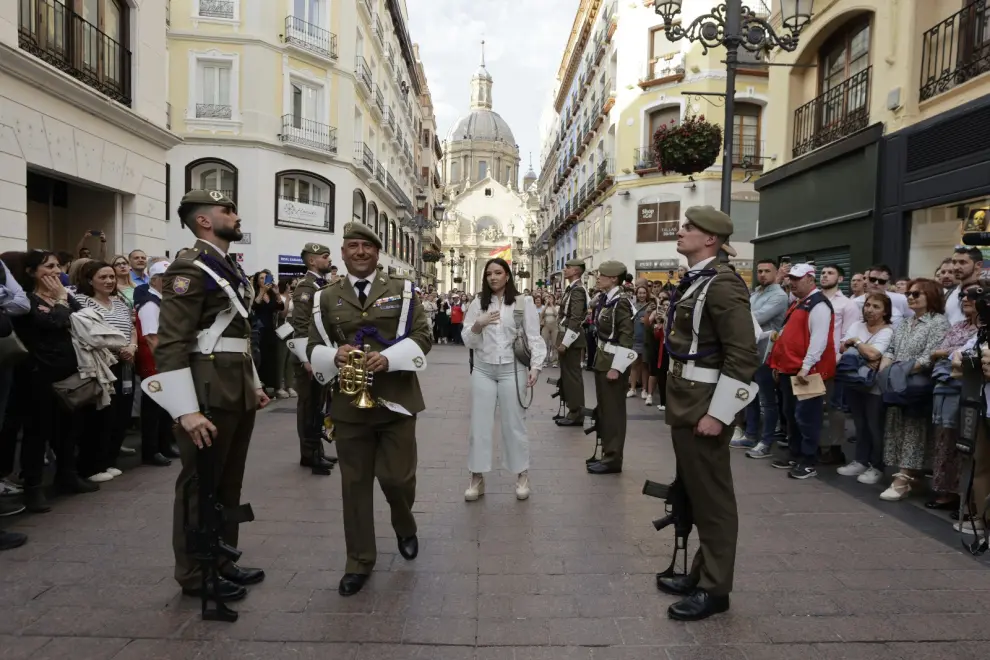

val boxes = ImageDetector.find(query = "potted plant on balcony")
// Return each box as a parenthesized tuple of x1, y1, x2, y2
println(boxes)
(422, 249, 442, 263)
(652, 115, 722, 176)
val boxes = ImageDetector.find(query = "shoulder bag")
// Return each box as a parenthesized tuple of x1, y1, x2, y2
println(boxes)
(51, 371, 102, 410)
(512, 297, 534, 409)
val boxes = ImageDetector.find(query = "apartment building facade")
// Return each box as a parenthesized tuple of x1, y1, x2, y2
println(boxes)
(754, 0, 990, 279)
(1, 0, 179, 256)
(535, 0, 768, 287)
(165, 0, 438, 280)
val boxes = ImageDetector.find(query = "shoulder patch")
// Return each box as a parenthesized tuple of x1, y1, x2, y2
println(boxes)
(172, 276, 191, 294)
(300, 293, 310, 302)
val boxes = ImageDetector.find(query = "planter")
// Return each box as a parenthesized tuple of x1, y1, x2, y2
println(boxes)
(422, 250, 442, 263)
(453, 277, 463, 284)
(652, 114, 722, 176)
(517, 270, 531, 279)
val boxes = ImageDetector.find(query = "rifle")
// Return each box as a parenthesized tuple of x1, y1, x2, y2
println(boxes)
(183, 382, 256, 622)
(581, 406, 601, 463)
(546, 377, 566, 420)
(642, 477, 694, 580)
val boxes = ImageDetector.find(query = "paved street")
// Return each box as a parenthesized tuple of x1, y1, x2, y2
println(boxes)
(0, 344, 988, 659)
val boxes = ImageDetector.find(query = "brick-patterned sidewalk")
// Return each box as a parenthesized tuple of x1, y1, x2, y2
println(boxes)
(0, 345, 988, 659)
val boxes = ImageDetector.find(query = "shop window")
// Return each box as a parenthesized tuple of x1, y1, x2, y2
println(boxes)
(637, 201, 680, 243)
(276, 170, 334, 232)
(908, 201, 986, 279)
(185, 158, 237, 202)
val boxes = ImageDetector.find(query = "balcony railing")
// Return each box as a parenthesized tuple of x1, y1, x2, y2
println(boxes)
(920, 0, 990, 101)
(730, 136, 765, 167)
(384, 106, 395, 132)
(376, 161, 386, 186)
(634, 147, 657, 171)
(359, 0, 373, 19)
(166, 0, 171, 27)
(18, 0, 133, 106)
(196, 103, 232, 119)
(354, 141, 375, 174)
(199, 0, 234, 19)
(596, 158, 614, 185)
(373, 13, 384, 44)
(387, 171, 412, 210)
(166, 102, 171, 130)
(280, 114, 338, 154)
(386, 44, 395, 70)
(355, 56, 372, 91)
(792, 66, 872, 158)
(373, 84, 384, 115)
(284, 16, 338, 60)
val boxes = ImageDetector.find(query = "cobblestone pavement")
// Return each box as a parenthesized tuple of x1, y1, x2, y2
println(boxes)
(1, 345, 989, 659)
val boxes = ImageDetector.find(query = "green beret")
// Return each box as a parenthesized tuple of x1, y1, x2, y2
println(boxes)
(598, 260, 628, 277)
(565, 258, 586, 268)
(684, 205, 736, 257)
(301, 242, 331, 257)
(342, 222, 383, 249)
(180, 189, 237, 213)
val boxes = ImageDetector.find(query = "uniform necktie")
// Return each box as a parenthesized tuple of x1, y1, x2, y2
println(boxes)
(355, 279, 369, 306)
(316, 277, 327, 288)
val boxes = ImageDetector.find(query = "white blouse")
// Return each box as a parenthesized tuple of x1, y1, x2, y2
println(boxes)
(462, 295, 547, 369)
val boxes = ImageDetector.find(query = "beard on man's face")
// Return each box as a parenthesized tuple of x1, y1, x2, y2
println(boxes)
(214, 222, 243, 242)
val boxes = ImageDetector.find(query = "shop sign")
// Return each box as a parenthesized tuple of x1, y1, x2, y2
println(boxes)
(638, 202, 679, 241)
(278, 254, 305, 266)
(635, 259, 680, 271)
(278, 198, 326, 228)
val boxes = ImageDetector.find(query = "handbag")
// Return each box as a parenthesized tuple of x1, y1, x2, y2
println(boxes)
(0, 314, 27, 368)
(51, 371, 102, 410)
(512, 299, 534, 409)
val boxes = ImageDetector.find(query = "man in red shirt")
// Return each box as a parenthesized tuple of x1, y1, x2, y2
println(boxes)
(768, 263, 835, 480)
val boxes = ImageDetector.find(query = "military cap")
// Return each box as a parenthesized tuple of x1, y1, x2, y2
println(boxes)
(684, 205, 737, 257)
(598, 260, 628, 278)
(565, 258, 586, 268)
(180, 189, 237, 213)
(301, 242, 331, 257)
(342, 222, 383, 249)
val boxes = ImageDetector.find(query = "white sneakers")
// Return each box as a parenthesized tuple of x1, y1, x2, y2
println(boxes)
(88, 472, 113, 483)
(465, 472, 532, 501)
(836, 462, 883, 484)
(730, 427, 747, 443)
(106, 467, 122, 477)
(644, 395, 653, 406)
(837, 461, 867, 476)
(857, 467, 883, 484)
(464, 473, 484, 501)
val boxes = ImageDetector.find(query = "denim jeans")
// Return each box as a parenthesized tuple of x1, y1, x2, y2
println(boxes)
(744, 364, 779, 444)
(779, 373, 823, 464)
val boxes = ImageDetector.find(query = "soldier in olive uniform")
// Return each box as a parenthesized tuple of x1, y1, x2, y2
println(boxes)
(659, 206, 759, 621)
(587, 260, 637, 475)
(282, 242, 336, 475)
(555, 258, 590, 427)
(306, 223, 432, 597)
(142, 190, 269, 603)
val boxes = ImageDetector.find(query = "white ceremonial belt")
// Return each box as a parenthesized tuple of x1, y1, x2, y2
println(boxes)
(598, 340, 615, 353)
(670, 359, 720, 384)
(190, 337, 249, 354)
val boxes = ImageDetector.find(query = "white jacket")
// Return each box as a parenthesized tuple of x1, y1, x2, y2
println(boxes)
(70, 307, 127, 409)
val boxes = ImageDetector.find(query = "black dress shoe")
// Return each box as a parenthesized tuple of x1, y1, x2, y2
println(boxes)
(338, 573, 369, 597)
(55, 476, 99, 494)
(300, 455, 334, 475)
(182, 577, 247, 602)
(555, 417, 584, 427)
(586, 461, 622, 474)
(656, 574, 698, 596)
(142, 453, 172, 467)
(219, 563, 266, 586)
(162, 444, 181, 459)
(667, 589, 729, 621)
(925, 498, 959, 510)
(24, 487, 51, 514)
(397, 535, 418, 560)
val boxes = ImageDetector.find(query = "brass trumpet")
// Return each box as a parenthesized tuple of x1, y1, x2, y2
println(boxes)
(338, 344, 377, 409)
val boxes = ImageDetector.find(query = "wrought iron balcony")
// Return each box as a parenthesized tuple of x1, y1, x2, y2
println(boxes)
(384, 106, 395, 133)
(387, 171, 412, 210)
(373, 13, 384, 44)
(199, 0, 234, 19)
(372, 84, 384, 117)
(376, 161, 386, 185)
(284, 16, 338, 60)
(731, 136, 765, 167)
(196, 103, 232, 119)
(166, 102, 171, 130)
(354, 141, 375, 174)
(920, 0, 990, 101)
(386, 44, 395, 70)
(634, 147, 656, 171)
(792, 66, 872, 158)
(355, 56, 372, 95)
(358, 0, 373, 20)
(280, 115, 338, 154)
(596, 158, 614, 185)
(18, 0, 132, 106)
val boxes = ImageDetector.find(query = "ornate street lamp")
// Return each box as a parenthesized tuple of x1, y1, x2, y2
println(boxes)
(401, 192, 446, 283)
(653, 0, 814, 212)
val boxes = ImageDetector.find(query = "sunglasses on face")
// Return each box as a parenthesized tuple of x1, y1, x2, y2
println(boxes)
(868, 277, 889, 285)
(907, 290, 926, 299)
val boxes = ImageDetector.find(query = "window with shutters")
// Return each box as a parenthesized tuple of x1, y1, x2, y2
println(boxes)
(732, 103, 762, 167)
(647, 105, 680, 146)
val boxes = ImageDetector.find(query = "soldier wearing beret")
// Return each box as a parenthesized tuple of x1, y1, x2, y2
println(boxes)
(555, 258, 590, 427)
(282, 242, 336, 475)
(658, 205, 759, 621)
(587, 260, 637, 475)
(306, 222, 432, 597)
(142, 189, 269, 604)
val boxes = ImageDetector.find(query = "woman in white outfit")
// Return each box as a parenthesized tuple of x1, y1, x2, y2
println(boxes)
(462, 258, 546, 501)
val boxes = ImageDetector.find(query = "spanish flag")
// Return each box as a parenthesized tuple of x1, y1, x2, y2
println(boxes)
(489, 244, 512, 264)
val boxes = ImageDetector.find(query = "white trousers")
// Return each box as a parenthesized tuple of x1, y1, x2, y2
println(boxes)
(468, 360, 530, 475)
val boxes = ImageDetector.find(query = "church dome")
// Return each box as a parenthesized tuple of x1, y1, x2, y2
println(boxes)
(448, 109, 516, 145)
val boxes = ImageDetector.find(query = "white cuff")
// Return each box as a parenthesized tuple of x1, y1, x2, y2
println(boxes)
(275, 322, 293, 340)
(310, 344, 339, 385)
(610, 347, 637, 373)
(251, 361, 262, 389)
(561, 328, 579, 347)
(708, 375, 758, 425)
(140, 368, 200, 420)
(381, 338, 427, 372)
(286, 338, 310, 364)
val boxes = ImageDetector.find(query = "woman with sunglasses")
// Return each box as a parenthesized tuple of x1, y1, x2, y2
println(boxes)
(877, 278, 949, 501)
(111, 255, 135, 308)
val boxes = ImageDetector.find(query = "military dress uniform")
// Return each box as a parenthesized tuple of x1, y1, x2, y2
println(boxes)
(661, 206, 759, 619)
(306, 223, 432, 596)
(279, 243, 335, 475)
(587, 260, 637, 474)
(141, 189, 265, 596)
(555, 258, 590, 427)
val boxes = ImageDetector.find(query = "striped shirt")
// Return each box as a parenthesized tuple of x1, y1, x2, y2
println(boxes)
(72, 293, 133, 343)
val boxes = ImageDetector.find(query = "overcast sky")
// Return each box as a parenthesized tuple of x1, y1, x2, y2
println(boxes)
(406, 0, 579, 180)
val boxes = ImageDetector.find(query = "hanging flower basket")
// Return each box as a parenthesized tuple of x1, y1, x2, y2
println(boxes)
(517, 270, 531, 279)
(422, 249, 442, 263)
(652, 114, 722, 176)
(453, 276, 463, 284)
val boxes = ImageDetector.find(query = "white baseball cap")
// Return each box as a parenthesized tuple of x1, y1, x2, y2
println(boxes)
(787, 263, 815, 279)
(148, 261, 171, 277)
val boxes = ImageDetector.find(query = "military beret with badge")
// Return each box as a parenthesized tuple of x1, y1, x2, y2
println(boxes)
(684, 205, 737, 257)
(177, 189, 237, 227)
(342, 222, 383, 250)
